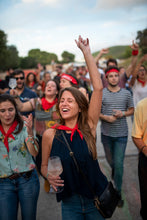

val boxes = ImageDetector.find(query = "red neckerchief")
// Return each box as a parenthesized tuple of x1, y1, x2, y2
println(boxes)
(0, 120, 18, 152)
(52, 123, 83, 141)
(29, 81, 35, 87)
(137, 78, 146, 87)
(41, 97, 57, 110)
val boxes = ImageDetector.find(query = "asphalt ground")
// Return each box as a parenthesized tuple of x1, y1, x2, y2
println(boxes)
(18, 117, 142, 220)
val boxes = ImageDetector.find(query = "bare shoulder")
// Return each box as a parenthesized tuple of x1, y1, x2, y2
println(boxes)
(43, 128, 56, 140)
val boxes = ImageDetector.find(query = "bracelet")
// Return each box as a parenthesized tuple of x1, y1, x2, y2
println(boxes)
(132, 50, 139, 56)
(140, 145, 147, 152)
(122, 111, 125, 117)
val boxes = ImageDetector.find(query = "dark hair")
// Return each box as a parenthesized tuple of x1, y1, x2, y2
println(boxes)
(56, 87, 97, 159)
(0, 94, 23, 134)
(106, 58, 117, 67)
(25, 72, 37, 86)
(105, 66, 119, 78)
(12, 69, 25, 78)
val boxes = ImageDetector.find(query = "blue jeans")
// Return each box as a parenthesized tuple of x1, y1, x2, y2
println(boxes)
(101, 134, 128, 193)
(62, 194, 105, 220)
(0, 169, 40, 220)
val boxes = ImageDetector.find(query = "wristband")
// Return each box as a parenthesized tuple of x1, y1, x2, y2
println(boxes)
(132, 50, 139, 56)
(122, 111, 125, 117)
(140, 145, 147, 152)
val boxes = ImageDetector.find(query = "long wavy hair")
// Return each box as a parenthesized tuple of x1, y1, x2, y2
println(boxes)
(56, 87, 97, 159)
(0, 94, 23, 134)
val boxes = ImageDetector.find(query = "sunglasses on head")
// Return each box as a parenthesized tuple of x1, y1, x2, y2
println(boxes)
(15, 77, 24, 80)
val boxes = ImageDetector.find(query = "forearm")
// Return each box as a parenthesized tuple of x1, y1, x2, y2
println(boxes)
(123, 107, 134, 117)
(83, 49, 103, 91)
(132, 137, 147, 156)
(126, 55, 138, 78)
(15, 97, 33, 112)
(26, 135, 39, 157)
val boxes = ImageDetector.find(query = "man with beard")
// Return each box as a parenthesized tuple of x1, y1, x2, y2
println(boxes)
(99, 66, 134, 207)
(7, 69, 37, 116)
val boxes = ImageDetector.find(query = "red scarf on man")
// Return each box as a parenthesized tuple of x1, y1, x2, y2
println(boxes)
(137, 78, 146, 87)
(52, 123, 83, 141)
(0, 120, 18, 152)
(41, 97, 57, 110)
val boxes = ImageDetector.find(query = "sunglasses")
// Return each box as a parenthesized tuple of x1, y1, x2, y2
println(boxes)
(15, 77, 24, 80)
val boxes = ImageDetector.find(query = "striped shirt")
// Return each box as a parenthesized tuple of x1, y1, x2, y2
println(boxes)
(101, 88, 134, 137)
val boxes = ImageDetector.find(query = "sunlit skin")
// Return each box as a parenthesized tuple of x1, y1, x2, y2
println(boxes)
(44, 81, 58, 98)
(0, 101, 16, 130)
(59, 91, 81, 125)
(107, 72, 119, 87)
(60, 78, 72, 89)
(138, 66, 146, 81)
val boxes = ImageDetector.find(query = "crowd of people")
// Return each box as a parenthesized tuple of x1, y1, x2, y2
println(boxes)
(0, 35, 147, 220)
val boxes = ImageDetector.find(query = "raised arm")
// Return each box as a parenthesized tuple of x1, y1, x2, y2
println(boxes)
(125, 40, 139, 78)
(94, 48, 109, 65)
(75, 36, 103, 134)
(129, 54, 147, 87)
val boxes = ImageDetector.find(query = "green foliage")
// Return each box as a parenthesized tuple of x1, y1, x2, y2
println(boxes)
(20, 56, 38, 69)
(136, 28, 147, 55)
(61, 51, 75, 63)
(28, 49, 58, 65)
(6, 45, 19, 69)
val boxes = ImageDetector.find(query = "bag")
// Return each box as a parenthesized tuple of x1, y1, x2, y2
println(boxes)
(94, 181, 119, 218)
(61, 131, 119, 218)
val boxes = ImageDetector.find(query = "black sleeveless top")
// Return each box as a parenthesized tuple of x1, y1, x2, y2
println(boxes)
(50, 130, 108, 202)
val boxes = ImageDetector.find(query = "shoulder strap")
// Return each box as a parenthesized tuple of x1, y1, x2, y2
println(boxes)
(61, 130, 96, 197)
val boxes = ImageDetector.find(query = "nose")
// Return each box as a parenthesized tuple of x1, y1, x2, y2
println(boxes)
(5, 110, 10, 116)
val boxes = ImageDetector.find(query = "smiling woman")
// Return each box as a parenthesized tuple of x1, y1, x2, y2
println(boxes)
(0, 94, 40, 220)
(40, 36, 115, 220)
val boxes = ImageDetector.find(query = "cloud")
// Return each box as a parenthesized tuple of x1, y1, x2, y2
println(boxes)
(21, 0, 63, 7)
(95, 0, 147, 10)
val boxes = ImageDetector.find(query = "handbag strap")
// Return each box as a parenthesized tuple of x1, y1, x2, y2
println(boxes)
(61, 130, 97, 198)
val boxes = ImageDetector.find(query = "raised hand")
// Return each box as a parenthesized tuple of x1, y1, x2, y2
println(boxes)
(130, 40, 139, 51)
(22, 114, 33, 135)
(75, 35, 90, 53)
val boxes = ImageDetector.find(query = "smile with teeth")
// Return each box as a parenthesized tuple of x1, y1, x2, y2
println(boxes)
(62, 108, 69, 112)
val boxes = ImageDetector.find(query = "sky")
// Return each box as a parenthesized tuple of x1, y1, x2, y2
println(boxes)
(0, 0, 147, 61)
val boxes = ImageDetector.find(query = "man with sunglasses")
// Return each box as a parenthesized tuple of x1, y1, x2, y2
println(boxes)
(7, 69, 37, 116)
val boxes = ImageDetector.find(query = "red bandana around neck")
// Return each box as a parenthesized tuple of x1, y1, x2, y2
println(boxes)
(52, 123, 83, 141)
(137, 78, 146, 87)
(41, 97, 57, 110)
(0, 120, 18, 152)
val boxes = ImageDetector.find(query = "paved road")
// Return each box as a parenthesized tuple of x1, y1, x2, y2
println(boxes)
(18, 117, 142, 220)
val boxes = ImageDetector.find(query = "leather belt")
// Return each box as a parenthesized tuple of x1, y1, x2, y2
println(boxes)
(8, 170, 33, 180)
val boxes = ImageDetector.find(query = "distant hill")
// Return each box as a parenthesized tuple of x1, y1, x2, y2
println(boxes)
(92, 45, 131, 59)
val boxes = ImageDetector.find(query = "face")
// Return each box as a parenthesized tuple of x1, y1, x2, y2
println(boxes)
(44, 73, 51, 82)
(138, 66, 146, 80)
(60, 78, 72, 89)
(0, 101, 16, 127)
(28, 74, 34, 82)
(45, 81, 58, 97)
(107, 72, 119, 87)
(14, 73, 25, 89)
(59, 91, 81, 121)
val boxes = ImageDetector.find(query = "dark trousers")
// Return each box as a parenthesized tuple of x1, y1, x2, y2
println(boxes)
(138, 152, 147, 220)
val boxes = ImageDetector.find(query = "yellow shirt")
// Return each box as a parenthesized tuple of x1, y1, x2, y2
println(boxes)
(132, 98, 147, 145)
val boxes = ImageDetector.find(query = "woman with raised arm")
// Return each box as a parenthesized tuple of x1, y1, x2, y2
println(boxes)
(0, 94, 40, 220)
(41, 36, 109, 219)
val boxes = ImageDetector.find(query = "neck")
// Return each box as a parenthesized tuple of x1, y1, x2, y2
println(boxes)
(45, 95, 56, 102)
(64, 119, 78, 129)
(107, 85, 120, 92)
(1, 124, 11, 133)
(16, 87, 24, 95)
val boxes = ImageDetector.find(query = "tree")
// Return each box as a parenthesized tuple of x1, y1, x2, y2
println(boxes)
(20, 56, 38, 69)
(28, 49, 58, 65)
(136, 28, 147, 55)
(0, 30, 8, 70)
(61, 51, 75, 63)
(6, 45, 19, 69)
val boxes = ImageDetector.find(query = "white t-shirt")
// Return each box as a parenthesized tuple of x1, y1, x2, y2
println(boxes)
(132, 80, 147, 107)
